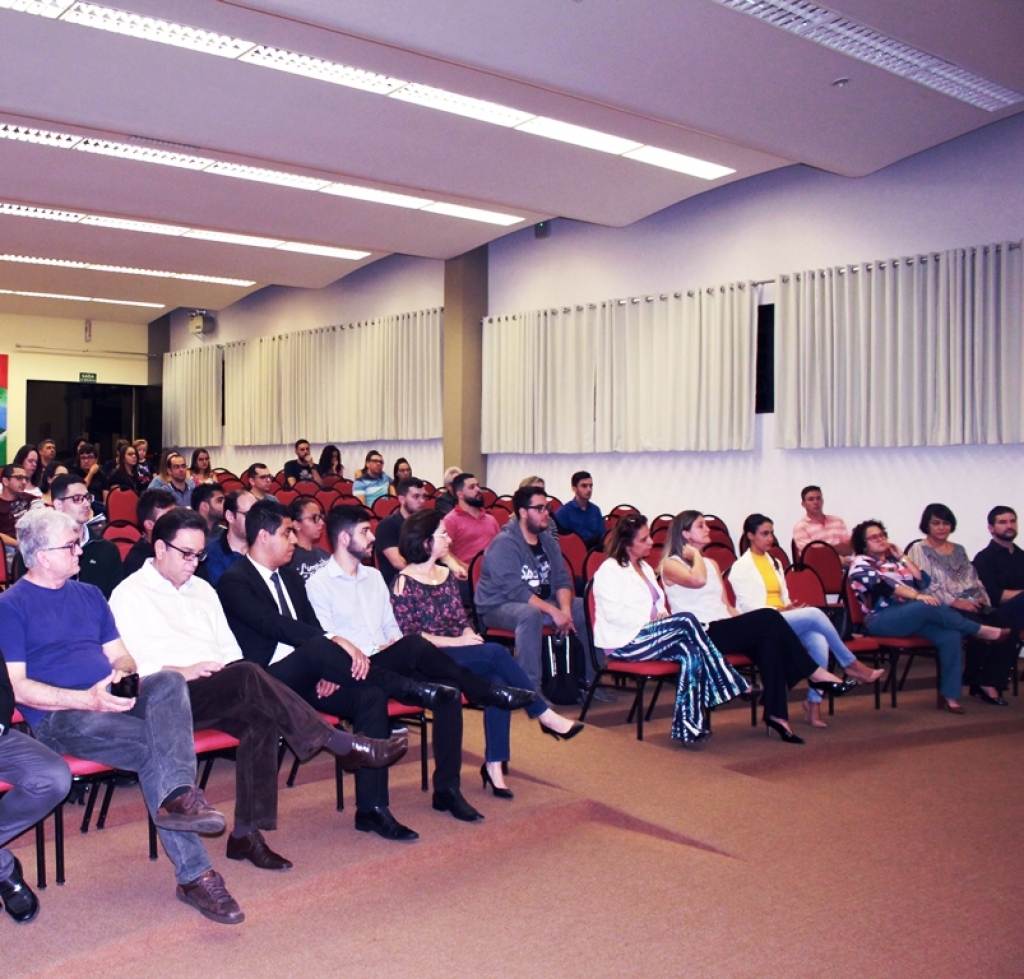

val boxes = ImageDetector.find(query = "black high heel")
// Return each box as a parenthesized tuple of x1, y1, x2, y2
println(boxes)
(539, 721, 585, 741)
(480, 764, 514, 799)
(969, 685, 1009, 706)
(764, 717, 805, 744)
(807, 678, 858, 697)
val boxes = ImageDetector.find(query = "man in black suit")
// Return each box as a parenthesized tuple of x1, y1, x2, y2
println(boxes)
(216, 500, 457, 842)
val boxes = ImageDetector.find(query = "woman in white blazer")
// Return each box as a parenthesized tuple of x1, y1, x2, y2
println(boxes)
(592, 513, 749, 744)
(731, 513, 883, 728)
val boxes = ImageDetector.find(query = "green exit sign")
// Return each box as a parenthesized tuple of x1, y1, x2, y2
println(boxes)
(79, 372, 97, 384)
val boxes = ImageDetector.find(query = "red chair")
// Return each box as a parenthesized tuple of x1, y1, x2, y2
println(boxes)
(102, 520, 141, 543)
(704, 543, 736, 574)
(799, 541, 845, 598)
(214, 470, 237, 485)
(293, 482, 319, 497)
(708, 528, 735, 552)
(609, 504, 640, 520)
(315, 489, 340, 512)
(650, 513, 674, 538)
(421, 481, 437, 496)
(53, 756, 120, 885)
(321, 474, 341, 488)
(220, 478, 244, 493)
(768, 544, 791, 571)
(579, 581, 679, 741)
(842, 573, 936, 709)
(487, 504, 512, 528)
(583, 548, 609, 583)
(105, 488, 139, 526)
(373, 496, 400, 518)
(558, 532, 588, 584)
(274, 488, 299, 507)
(546, 496, 562, 514)
(480, 487, 498, 508)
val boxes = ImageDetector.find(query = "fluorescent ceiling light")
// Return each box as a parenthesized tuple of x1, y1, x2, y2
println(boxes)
(0, 287, 163, 307)
(0, 199, 372, 258)
(277, 243, 371, 260)
(388, 84, 533, 127)
(239, 45, 404, 94)
(714, 0, 1024, 112)
(318, 183, 433, 209)
(6, 2, 734, 181)
(0, 123, 82, 148)
(513, 117, 643, 155)
(0, 253, 254, 285)
(61, 3, 255, 58)
(420, 202, 525, 226)
(622, 146, 735, 179)
(73, 136, 209, 169)
(202, 161, 332, 191)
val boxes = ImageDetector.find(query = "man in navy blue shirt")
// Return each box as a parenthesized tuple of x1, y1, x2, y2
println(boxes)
(553, 471, 604, 549)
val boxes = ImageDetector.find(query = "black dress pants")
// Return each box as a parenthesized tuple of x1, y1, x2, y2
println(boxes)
(707, 609, 818, 721)
(961, 609, 1019, 691)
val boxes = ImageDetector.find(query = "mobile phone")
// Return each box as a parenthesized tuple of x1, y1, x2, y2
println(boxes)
(110, 673, 140, 698)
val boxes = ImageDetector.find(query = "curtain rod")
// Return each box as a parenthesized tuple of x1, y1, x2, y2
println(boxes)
(14, 344, 153, 360)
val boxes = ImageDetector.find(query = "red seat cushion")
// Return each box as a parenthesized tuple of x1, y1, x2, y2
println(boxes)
(844, 636, 880, 653)
(387, 699, 425, 716)
(64, 756, 115, 777)
(193, 729, 241, 753)
(870, 635, 935, 649)
(604, 660, 679, 677)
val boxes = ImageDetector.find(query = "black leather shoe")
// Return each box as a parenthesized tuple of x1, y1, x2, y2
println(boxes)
(390, 678, 460, 711)
(336, 733, 408, 772)
(473, 684, 535, 711)
(226, 830, 293, 870)
(354, 806, 419, 842)
(807, 678, 858, 698)
(432, 788, 484, 822)
(969, 685, 1009, 706)
(0, 858, 39, 924)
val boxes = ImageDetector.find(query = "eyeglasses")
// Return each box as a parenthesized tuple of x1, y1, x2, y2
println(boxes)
(865, 532, 888, 543)
(7, 473, 28, 481)
(300, 513, 324, 524)
(59, 492, 94, 505)
(165, 541, 207, 563)
(524, 504, 548, 512)
(42, 540, 83, 555)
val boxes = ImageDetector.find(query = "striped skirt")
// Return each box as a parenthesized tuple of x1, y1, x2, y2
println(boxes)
(611, 612, 747, 742)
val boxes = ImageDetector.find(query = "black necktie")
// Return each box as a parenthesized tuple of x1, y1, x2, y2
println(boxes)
(270, 571, 293, 619)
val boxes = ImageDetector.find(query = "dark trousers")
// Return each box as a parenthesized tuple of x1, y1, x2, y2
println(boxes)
(707, 609, 818, 721)
(961, 610, 1019, 691)
(187, 661, 333, 831)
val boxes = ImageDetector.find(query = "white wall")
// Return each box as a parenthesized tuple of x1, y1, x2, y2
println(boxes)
(486, 115, 1024, 557)
(0, 314, 150, 459)
(169, 253, 445, 481)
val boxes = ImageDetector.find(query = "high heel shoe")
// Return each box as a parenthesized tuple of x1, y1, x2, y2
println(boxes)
(539, 721, 585, 741)
(969, 685, 1008, 706)
(480, 764, 514, 799)
(808, 678, 858, 697)
(936, 694, 966, 714)
(764, 717, 805, 744)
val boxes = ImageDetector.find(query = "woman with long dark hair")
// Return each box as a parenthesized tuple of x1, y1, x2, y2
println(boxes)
(11, 445, 41, 495)
(316, 445, 343, 479)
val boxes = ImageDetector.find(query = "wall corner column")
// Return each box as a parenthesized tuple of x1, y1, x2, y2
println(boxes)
(443, 246, 487, 485)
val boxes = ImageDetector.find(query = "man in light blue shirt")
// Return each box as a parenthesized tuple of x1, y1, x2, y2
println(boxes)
(352, 450, 391, 507)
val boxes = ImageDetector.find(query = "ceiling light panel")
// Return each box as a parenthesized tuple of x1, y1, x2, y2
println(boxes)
(420, 202, 525, 226)
(0, 123, 83, 148)
(622, 146, 735, 179)
(318, 183, 433, 209)
(73, 136, 210, 169)
(61, 2, 255, 58)
(239, 45, 405, 94)
(201, 161, 332, 190)
(0, 0, 73, 17)
(183, 229, 283, 248)
(714, 0, 1024, 112)
(0, 287, 163, 307)
(0, 201, 84, 222)
(514, 117, 644, 155)
(80, 214, 189, 235)
(277, 243, 371, 260)
(388, 84, 534, 127)
(0, 253, 254, 285)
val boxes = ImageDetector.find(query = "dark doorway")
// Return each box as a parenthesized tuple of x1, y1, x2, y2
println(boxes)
(26, 381, 162, 463)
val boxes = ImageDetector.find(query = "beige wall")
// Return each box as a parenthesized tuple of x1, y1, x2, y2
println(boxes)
(0, 314, 150, 454)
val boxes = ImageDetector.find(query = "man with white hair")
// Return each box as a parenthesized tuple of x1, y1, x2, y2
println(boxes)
(433, 466, 461, 517)
(1, 508, 241, 925)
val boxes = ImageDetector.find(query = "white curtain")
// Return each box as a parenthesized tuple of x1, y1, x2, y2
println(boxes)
(162, 345, 222, 447)
(775, 240, 1024, 448)
(222, 309, 442, 447)
(482, 283, 756, 454)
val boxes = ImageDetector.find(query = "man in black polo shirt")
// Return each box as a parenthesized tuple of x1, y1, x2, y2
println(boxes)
(974, 505, 1024, 628)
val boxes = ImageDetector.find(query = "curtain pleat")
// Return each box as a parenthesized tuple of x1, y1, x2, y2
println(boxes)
(162, 345, 222, 447)
(219, 309, 441, 447)
(776, 241, 1023, 448)
(482, 284, 755, 454)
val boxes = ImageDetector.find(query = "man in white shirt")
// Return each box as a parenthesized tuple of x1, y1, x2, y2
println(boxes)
(109, 508, 407, 873)
(307, 506, 534, 824)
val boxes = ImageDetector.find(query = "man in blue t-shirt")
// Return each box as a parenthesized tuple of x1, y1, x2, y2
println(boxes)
(553, 471, 604, 549)
(0, 508, 244, 925)
(353, 449, 392, 507)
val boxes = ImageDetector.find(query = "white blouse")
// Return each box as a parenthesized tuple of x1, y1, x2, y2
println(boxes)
(662, 554, 730, 626)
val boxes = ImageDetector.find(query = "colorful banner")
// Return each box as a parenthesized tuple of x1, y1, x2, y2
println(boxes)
(0, 354, 7, 465)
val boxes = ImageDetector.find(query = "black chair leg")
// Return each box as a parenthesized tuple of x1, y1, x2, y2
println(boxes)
(95, 779, 117, 830)
(286, 754, 301, 788)
(54, 804, 65, 886)
(418, 714, 428, 792)
(635, 678, 647, 741)
(148, 815, 158, 860)
(35, 820, 46, 890)
(645, 679, 666, 721)
(80, 779, 101, 833)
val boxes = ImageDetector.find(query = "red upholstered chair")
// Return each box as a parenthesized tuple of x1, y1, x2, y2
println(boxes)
(315, 488, 340, 512)
(582, 548, 609, 583)
(704, 542, 737, 574)
(480, 487, 498, 507)
(105, 487, 139, 526)
(558, 532, 588, 585)
(293, 481, 318, 497)
(650, 513, 674, 539)
(53, 755, 120, 885)
(487, 504, 512, 528)
(373, 496, 400, 518)
(799, 541, 845, 598)
(579, 580, 680, 741)
(275, 488, 299, 507)
(842, 573, 937, 708)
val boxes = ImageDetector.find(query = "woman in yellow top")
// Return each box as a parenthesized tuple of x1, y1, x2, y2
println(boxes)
(730, 513, 883, 728)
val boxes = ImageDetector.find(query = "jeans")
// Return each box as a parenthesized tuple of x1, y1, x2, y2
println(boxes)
(445, 642, 548, 763)
(865, 602, 980, 701)
(781, 607, 855, 703)
(33, 671, 212, 885)
(0, 730, 72, 882)
(481, 598, 594, 694)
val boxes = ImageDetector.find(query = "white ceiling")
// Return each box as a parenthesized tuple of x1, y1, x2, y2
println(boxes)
(0, 0, 1021, 324)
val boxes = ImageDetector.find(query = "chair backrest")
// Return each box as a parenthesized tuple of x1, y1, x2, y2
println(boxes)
(784, 564, 827, 607)
(373, 496, 400, 518)
(293, 481, 318, 497)
(769, 544, 791, 571)
(479, 487, 498, 507)
(647, 543, 664, 570)
(274, 488, 299, 507)
(558, 531, 588, 580)
(799, 540, 844, 595)
(650, 513, 674, 537)
(487, 504, 512, 528)
(707, 529, 735, 553)
(582, 579, 604, 674)
(842, 571, 866, 628)
(421, 481, 437, 496)
(214, 470, 237, 485)
(609, 504, 640, 519)
(220, 478, 244, 493)
(721, 571, 737, 607)
(314, 489, 340, 512)
(105, 488, 139, 526)
(704, 542, 736, 574)
(546, 496, 562, 514)
(583, 547, 609, 582)
(102, 520, 141, 544)
(704, 514, 730, 537)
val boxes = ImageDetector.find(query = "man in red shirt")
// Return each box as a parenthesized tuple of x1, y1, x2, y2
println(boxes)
(442, 473, 500, 570)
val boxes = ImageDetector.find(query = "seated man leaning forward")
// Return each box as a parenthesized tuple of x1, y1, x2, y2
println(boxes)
(470, 486, 598, 699)
(306, 506, 534, 824)
(2, 508, 241, 925)
(108, 508, 407, 873)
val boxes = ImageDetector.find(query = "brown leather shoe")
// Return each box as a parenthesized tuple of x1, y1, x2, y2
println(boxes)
(175, 870, 244, 924)
(155, 786, 226, 834)
(336, 733, 408, 772)
(226, 831, 293, 871)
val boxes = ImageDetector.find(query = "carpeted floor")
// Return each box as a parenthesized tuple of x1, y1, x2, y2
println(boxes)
(5, 664, 1023, 979)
